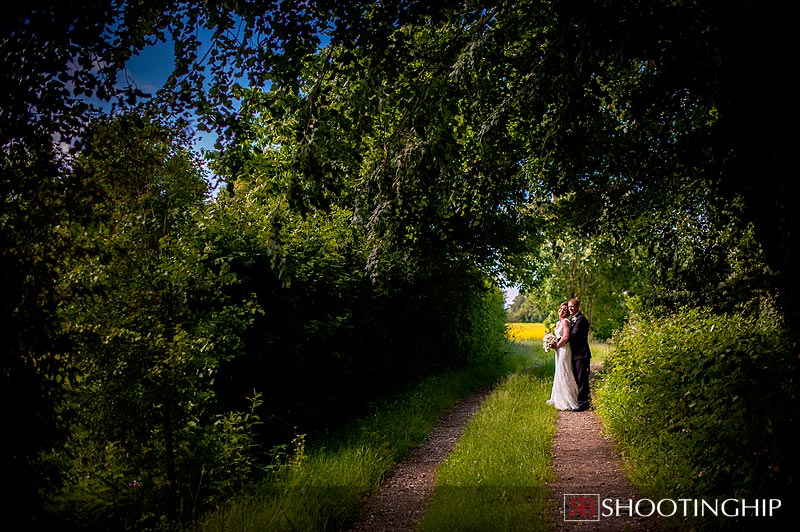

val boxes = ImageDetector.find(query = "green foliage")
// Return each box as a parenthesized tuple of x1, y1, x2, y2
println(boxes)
(201, 357, 523, 532)
(505, 293, 548, 323)
(507, 228, 648, 340)
(50, 114, 262, 530)
(205, 43, 516, 438)
(622, 191, 774, 317)
(595, 303, 796, 529)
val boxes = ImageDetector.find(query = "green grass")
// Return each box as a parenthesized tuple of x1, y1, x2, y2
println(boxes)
(589, 338, 610, 364)
(417, 342, 555, 532)
(198, 345, 534, 532)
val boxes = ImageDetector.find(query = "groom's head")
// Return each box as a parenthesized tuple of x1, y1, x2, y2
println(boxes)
(568, 298, 580, 315)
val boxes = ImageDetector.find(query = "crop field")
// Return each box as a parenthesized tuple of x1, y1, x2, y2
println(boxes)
(505, 322, 546, 341)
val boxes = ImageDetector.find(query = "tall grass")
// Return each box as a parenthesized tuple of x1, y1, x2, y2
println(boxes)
(198, 346, 534, 532)
(418, 342, 555, 532)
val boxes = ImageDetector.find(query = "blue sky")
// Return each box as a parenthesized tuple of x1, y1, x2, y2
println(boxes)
(122, 34, 219, 153)
(124, 40, 173, 95)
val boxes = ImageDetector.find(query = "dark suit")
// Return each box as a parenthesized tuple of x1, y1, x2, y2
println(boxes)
(568, 312, 592, 410)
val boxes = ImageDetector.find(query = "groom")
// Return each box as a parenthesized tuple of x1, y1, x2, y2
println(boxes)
(567, 298, 591, 412)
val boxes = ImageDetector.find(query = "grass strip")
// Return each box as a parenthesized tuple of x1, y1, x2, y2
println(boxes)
(418, 342, 556, 532)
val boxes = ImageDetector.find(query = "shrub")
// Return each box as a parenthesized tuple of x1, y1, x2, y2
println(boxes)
(595, 304, 796, 527)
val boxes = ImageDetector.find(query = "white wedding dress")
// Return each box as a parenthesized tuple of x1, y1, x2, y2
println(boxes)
(546, 320, 579, 411)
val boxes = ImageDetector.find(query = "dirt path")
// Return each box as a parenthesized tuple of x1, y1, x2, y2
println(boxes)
(547, 408, 664, 530)
(344, 387, 494, 532)
(545, 362, 664, 531)
(345, 363, 663, 531)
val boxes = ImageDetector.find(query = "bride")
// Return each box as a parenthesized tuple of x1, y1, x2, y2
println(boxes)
(546, 302, 579, 411)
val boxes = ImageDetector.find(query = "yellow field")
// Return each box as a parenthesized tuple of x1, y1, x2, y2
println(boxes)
(505, 322, 546, 341)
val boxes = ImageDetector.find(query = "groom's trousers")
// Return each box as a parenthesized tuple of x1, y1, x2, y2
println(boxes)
(572, 357, 591, 410)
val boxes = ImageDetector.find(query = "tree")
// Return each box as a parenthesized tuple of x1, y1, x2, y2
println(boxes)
(54, 114, 258, 529)
(515, 0, 794, 324)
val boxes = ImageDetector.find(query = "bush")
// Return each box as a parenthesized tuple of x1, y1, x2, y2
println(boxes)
(595, 304, 796, 529)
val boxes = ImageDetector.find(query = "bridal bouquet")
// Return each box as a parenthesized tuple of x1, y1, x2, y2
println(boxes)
(543, 333, 557, 351)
